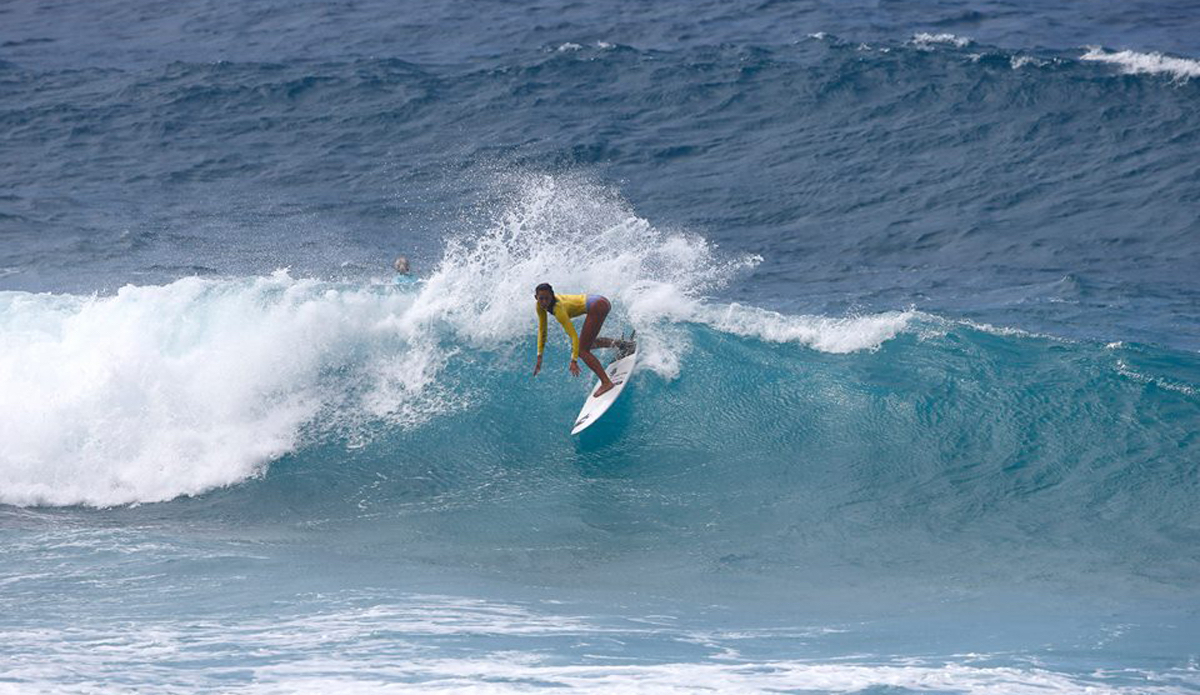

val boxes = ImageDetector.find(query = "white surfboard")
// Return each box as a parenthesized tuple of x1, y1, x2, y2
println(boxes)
(571, 341, 637, 435)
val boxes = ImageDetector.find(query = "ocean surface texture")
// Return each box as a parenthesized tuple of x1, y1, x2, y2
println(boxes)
(2, 1, 1199, 692)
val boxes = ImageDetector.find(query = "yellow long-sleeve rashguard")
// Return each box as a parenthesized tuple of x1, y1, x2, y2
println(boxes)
(536, 294, 588, 360)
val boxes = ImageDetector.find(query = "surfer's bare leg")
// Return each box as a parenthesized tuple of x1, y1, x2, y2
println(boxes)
(579, 351, 614, 395)
(579, 298, 616, 395)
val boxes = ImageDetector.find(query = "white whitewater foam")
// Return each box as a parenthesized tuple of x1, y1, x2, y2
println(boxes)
(237, 659, 1182, 694)
(696, 303, 913, 354)
(1, 593, 1192, 694)
(1081, 47, 1200, 80)
(0, 272, 452, 507)
(911, 32, 972, 48)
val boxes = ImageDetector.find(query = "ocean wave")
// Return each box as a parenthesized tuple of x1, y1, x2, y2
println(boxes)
(6, 271, 1195, 515)
(0, 174, 917, 508)
(2, 175, 1196, 511)
(3, 261, 1196, 511)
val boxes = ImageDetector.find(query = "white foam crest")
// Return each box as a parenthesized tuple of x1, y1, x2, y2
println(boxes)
(697, 303, 914, 353)
(911, 32, 973, 48)
(0, 272, 453, 507)
(1081, 47, 1200, 80)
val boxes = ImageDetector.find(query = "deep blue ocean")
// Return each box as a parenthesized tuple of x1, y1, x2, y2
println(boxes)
(3, 1, 1199, 692)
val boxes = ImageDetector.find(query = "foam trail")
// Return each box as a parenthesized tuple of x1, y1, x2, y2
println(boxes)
(4, 593, 1190, 694)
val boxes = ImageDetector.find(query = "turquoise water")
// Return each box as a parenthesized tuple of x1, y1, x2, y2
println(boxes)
(2, 1, 1199, 691)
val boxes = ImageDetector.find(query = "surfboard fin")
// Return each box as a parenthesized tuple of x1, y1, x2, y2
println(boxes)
(614, 329, 637, 359)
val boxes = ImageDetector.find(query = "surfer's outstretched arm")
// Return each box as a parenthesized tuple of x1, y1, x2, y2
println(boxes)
(533, 301, 549, 376)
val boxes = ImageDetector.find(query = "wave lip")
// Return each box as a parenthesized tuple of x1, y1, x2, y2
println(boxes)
(1080, 47, 1200, 80)
(698, 304, 914, 354)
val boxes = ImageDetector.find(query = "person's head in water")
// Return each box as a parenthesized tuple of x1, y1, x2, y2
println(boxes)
(535, 283, 556, 312)
(393, 256, 411, 275)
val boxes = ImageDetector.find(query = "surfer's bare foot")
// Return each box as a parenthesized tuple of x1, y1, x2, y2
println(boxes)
(594, 381, 616, 397)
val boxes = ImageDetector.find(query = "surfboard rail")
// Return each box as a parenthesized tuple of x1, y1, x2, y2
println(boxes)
(571, 336, 637, 435)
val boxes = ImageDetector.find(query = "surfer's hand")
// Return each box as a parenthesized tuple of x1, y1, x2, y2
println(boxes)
(569, 360, 581, 377)
(533, 355, 542, 376)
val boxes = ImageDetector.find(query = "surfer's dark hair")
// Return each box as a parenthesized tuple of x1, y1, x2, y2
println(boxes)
(535, 283, 556, 311)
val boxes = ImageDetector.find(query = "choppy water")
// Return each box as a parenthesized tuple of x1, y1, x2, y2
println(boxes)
(2, 1, 1199, 692)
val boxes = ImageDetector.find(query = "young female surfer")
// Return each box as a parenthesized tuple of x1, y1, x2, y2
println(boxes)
(532, 283, 622, 396)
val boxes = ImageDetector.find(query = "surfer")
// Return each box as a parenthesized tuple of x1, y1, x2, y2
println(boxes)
(532, 283, 627, 396)
(392, 255, 421, 286)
